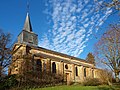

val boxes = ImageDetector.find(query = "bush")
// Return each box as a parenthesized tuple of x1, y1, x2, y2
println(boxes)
(82, 78, 101, 86)
(0, 75, 18, 90)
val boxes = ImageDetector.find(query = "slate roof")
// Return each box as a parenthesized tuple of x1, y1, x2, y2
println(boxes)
(27, 44, 94, 67)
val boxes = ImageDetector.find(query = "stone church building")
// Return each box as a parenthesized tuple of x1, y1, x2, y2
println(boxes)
(9, 12, 100, 85)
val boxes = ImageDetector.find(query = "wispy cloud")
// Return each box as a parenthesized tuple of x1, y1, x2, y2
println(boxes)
(39, 0, 112, 57)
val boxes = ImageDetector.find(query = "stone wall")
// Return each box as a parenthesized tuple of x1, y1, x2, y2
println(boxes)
(9, 43, 100, 85)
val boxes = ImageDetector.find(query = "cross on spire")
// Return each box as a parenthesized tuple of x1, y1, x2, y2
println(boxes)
(23, 1, 32, 32)
(27, 1, 30, 13)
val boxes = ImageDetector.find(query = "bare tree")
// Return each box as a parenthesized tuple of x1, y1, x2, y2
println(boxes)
(86, 53, 95, 66)
(0, 30, 12, 77)
(98, 69, 113, 85)
(94, 24, 120, 82)
(104, 0, 120, 10)
(95, 0, 120, 11)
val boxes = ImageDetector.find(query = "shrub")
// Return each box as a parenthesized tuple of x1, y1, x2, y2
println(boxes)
(82, 78, 101, 86)
(0, 75, 18, 90)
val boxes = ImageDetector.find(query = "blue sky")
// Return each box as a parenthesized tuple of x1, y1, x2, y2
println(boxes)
(0, 0, 119, 59)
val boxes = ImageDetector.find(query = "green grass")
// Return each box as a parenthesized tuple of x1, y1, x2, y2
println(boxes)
(29, 85, 120, 90)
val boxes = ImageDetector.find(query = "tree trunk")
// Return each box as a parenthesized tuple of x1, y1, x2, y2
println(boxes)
(115, 72, 119, 83)
(107, 77, 112, 86)
(0, 66, 2, 77)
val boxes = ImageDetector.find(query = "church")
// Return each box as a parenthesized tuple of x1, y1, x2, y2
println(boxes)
(9, 12, 100, 85)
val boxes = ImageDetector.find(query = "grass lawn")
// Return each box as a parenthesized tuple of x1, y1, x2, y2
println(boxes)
(29, 85, 120, 90)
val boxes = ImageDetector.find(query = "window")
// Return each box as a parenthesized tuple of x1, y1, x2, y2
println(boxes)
(36, 59, 42, 72)
(76, 67, 78, 76)
(52, 62, 56, 73)
(84, 68, 86, 77)
(29, 35, 33, 43)
(43, 62, 46, 72)
(65, 64, 68, 69)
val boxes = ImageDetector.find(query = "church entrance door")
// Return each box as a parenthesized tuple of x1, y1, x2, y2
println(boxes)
(66, 73, 70, 85)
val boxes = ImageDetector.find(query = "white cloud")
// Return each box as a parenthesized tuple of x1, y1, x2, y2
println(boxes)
(39, 0, 113, 57)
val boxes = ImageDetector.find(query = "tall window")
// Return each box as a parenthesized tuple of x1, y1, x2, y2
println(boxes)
(76, 67, 78, 76)
(43, 62, 46, 72)
(36, 59, 42, 72)
(65, 64, 68, 69)
(52, 62, 56, 73)
(84, 68, 86, 77)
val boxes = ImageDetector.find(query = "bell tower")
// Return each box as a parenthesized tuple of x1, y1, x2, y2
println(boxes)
(17, 12, 38, 46)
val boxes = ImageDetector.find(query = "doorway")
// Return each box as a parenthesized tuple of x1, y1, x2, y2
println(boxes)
(66, 73, 70, 85)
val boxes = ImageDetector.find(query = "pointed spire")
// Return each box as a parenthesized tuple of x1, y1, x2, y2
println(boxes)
(23, 12, 32, 32)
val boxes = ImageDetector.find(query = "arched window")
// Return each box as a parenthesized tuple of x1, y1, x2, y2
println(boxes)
(76, 67, 78, 76)
(52, 62, 56, 73)
(84, 68, 86, 77)
(36, 59, 42, 72)
(65, 64, 68, 69)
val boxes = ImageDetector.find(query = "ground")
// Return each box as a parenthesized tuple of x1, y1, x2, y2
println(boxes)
(29, 85, 120, 90)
